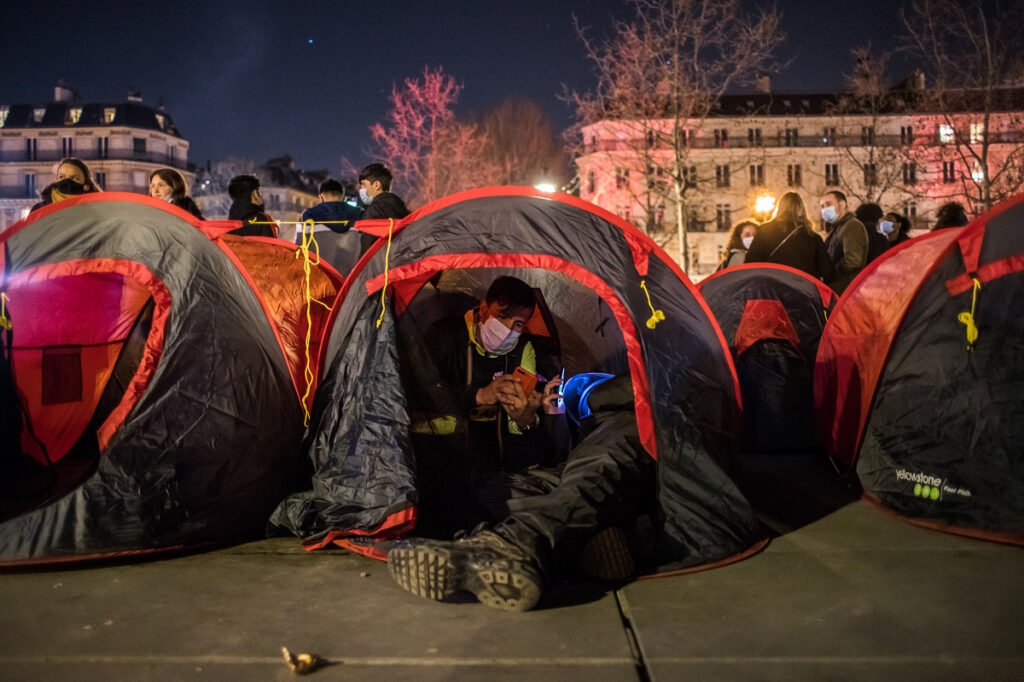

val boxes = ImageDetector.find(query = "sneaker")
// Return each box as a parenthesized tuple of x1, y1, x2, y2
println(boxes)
(578, 525, 636, 582)
(387, 530, 543, 612)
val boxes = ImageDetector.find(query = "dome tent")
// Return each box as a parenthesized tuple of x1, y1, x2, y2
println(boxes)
(273, 186, 766, 573)
(0, 193, 340, 564)
(698, 264, 837, 453)
(815, 194, 1024, 544)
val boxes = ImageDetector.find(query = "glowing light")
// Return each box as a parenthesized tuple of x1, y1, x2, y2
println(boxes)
(308, 38, 314, 44)
(534, 182, 556, 193)
(754, 192, 776, 216)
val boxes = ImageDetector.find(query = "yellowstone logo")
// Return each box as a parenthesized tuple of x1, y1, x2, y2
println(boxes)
(895, 468, 943, 501)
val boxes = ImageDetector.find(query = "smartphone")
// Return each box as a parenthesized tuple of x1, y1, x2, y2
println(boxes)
(556, 367, 565, 409)
(512, 366, 538, 395)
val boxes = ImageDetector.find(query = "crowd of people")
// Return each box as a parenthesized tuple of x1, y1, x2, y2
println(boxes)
(718, 190, 970, 293)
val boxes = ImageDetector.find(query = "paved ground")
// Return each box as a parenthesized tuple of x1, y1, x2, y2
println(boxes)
(1, 455, 1022, 681)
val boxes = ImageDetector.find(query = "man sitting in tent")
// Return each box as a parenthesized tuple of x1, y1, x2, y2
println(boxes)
(388, 371, 655, 612)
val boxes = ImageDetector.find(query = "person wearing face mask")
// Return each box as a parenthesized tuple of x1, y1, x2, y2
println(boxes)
(357, 163, 410, 254)
(879, 211, 912, 247)
(717, 219, 759, 270)
(31, 157, 101, 211)
(854, 202, 890, 264)
(744, 191, 834, 282)
(820, 190, 868, 293)
(226, 174, 277, 238)
(149, 168, 204, 219)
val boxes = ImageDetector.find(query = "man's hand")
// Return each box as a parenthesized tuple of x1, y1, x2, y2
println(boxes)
(494, 375, 541, 428)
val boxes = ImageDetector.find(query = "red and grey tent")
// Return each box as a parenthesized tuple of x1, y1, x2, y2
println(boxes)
(272, 186, 766, 572)
(698, 264, 837, 453)
(815, 195, 1024, 544)
(0, 193, 341, 564)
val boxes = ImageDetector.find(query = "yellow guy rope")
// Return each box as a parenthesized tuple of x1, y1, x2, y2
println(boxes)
(957, 277, 982, 352)
(639, 279, 665, 329)
(376, 219, 395, 329)
(295, 219, 332, 426)
(0, 292, 11, 331)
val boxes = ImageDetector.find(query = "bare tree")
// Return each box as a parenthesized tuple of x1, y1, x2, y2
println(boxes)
(902, 0, 1024, 212)
(370, 66, 500, 207)
(477, 99, 569, 188)
(568, 0, 783, 272)
(191, 157, 260, 217)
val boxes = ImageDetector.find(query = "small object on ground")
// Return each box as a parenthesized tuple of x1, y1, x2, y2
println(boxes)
(281, 646, 321, 674)
(360, 571, 370, 577)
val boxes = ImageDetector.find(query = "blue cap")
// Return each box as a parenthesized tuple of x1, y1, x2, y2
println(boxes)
(562, 372, 614, 425)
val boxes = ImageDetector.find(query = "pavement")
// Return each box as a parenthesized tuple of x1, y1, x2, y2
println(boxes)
(1, 454, 1022, 681)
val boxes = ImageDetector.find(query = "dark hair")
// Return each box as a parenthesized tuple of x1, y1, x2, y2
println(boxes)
(720, 219, 759, 266)
(150, 168, 187, 201)
(358, 163, 393, 192)
(318, 178, 345, 195)
(485, 276, 536, 314)
(824, 189, 847, 204)
(855, 202, 883, 224)
(934, 201, 969, 229)
(228, 174, 260, 201)
(56, 157, 100, 192)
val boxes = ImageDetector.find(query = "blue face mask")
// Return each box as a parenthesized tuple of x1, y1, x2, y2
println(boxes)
(358, 188, 373, 205)
(821, 205, 839, 224)
(878, 220, 895, 235)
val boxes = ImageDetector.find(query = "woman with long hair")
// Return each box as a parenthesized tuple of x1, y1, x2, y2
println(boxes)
(744, 191, 834, 283)
(717, 219, 759, 270)
(31, 157, 102, 211)
(149, 168, 204, 219)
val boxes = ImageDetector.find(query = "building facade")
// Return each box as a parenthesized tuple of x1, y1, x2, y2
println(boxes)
(192, 155, 324, 227)
(0, 81, 192, 231)
(575, 80, 1024, 274)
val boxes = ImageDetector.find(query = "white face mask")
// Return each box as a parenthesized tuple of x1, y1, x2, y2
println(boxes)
(821, 205, 839, 224)
(358, 187, 373, 205)
(479, 316, 520, 355)
(878, 220, 895, 235)
(741, 235, 754, 249)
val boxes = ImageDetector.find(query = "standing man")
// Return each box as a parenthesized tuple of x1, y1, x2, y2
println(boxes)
(820, 190, 868, 293)
(227, 175, 276, 238)
(298, 178, 363, 274)
(357, 163, 411, 253)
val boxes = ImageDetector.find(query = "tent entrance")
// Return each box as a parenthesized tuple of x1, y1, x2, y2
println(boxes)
(1, 268, 155, 522)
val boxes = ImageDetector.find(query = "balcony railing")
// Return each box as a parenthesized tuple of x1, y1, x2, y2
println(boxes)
(0, 148, 189, 169)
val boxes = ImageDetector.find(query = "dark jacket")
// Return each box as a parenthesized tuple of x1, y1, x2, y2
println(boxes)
(824, 212, 868, 293)
(228, 200, 276, 238)
(298, 201, 365, 274)
(863, 221, 889, 264)
(744, 219, 835, 282)
(361, 192, 411, 253)
(300, 201, 362, 231)
(173, 196, 204, 220)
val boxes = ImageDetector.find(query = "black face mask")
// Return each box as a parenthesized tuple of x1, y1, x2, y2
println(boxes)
(52, 177, 88, 195)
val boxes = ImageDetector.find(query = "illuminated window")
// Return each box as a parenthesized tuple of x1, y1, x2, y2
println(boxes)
(970, 122, 985, 144)
(971, 162, 985, 182)
(68, 107, 82, 124)
(155, 113, 166, 131)
(939, 124, 954, 144)
(0, 106, 10, 127)
(32, 107, 45, 123)
(103, 107, 116, 124)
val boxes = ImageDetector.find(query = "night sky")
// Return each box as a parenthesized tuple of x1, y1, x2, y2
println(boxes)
(1, 1, 904, 175)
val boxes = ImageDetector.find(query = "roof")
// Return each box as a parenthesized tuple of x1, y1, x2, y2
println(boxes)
(0, 101, 183, 137)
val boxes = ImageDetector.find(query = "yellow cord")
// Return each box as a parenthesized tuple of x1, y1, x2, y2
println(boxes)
(296, 220, 332, 426)
(639, 279, 665, 329)
(376, 219, 395, 329)
(957, 277, 982, 352)
(248, 218, 353, 227)
(0, 292, 11, 331)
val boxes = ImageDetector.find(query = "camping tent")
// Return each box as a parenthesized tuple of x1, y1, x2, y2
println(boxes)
(273, 186, 766, 572)
(815, 195, 1024, 544)
(0, 193, 341, 564)
(699, 264, 836, 453)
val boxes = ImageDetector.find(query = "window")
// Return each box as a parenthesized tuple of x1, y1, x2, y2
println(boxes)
(861, 126, 875, 146)
(683, 165, 697, 188)
(902, 162, 917, 185)
(715, 204, 731, 231)
(67, 107, 82, 124)
(62, 136, 73, 156)
(939, 124, 954, 144)
(97, 137, 109, 159)
(103, 107, 116, 124)
(133, 137, 147, 154)
(715, 164, 730, 188)
(749, 164, 764, 186)
(133, 171, 147, 188)
(645, 130, 655, 148)
(970, 122, 985, 144)
(971, 161, 986, 183)
(823, 127, 837, 146)
(864, 163, 878, 187)
(675, 128, 691, 147)
(825, 163, 839, 186)
(25, 138, 37, 161)
(787, 164, 802, 187)
(784, 128, 799, 147)
(622, 205, 632, 222)
(748, 128, 762, 146)
(586, 171, 595, 194)
(94, 172, 106, 190)
(686, 207, 700, 231)
(714, 128, 728, 148)
(901, 125, 914, 145)
(904, 201, 917, 222)
(24, 173, 36, 197)
(155, 113, 166, 131)
(167, 146, 177, 164)
(654, 204, 665, 230)
(32, 107, 45, 123)
(942, 160, 957, 183)
(0, 106, 8, 127)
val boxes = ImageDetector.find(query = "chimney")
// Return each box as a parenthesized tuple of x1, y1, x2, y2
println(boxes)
(54, 77, 77, 102)
(126, 87, 143, 103)
(755, 74, 771, 94)
(910, 69, 926, 91)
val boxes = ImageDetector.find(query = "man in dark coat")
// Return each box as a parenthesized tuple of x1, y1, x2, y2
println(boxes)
(821, 190, 868, 293)
(855, 202, 890, 264)
(297, 178, 363, 274)
(227, 175, 276, 238)
(357, 163, 411, 253)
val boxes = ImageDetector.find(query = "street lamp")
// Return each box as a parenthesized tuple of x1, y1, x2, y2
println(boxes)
(534, 182, 556, 193)
(754, 192, 776, 220)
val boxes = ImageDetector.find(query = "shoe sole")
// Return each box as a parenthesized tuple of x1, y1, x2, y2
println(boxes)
(388, 545, 541, 612)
